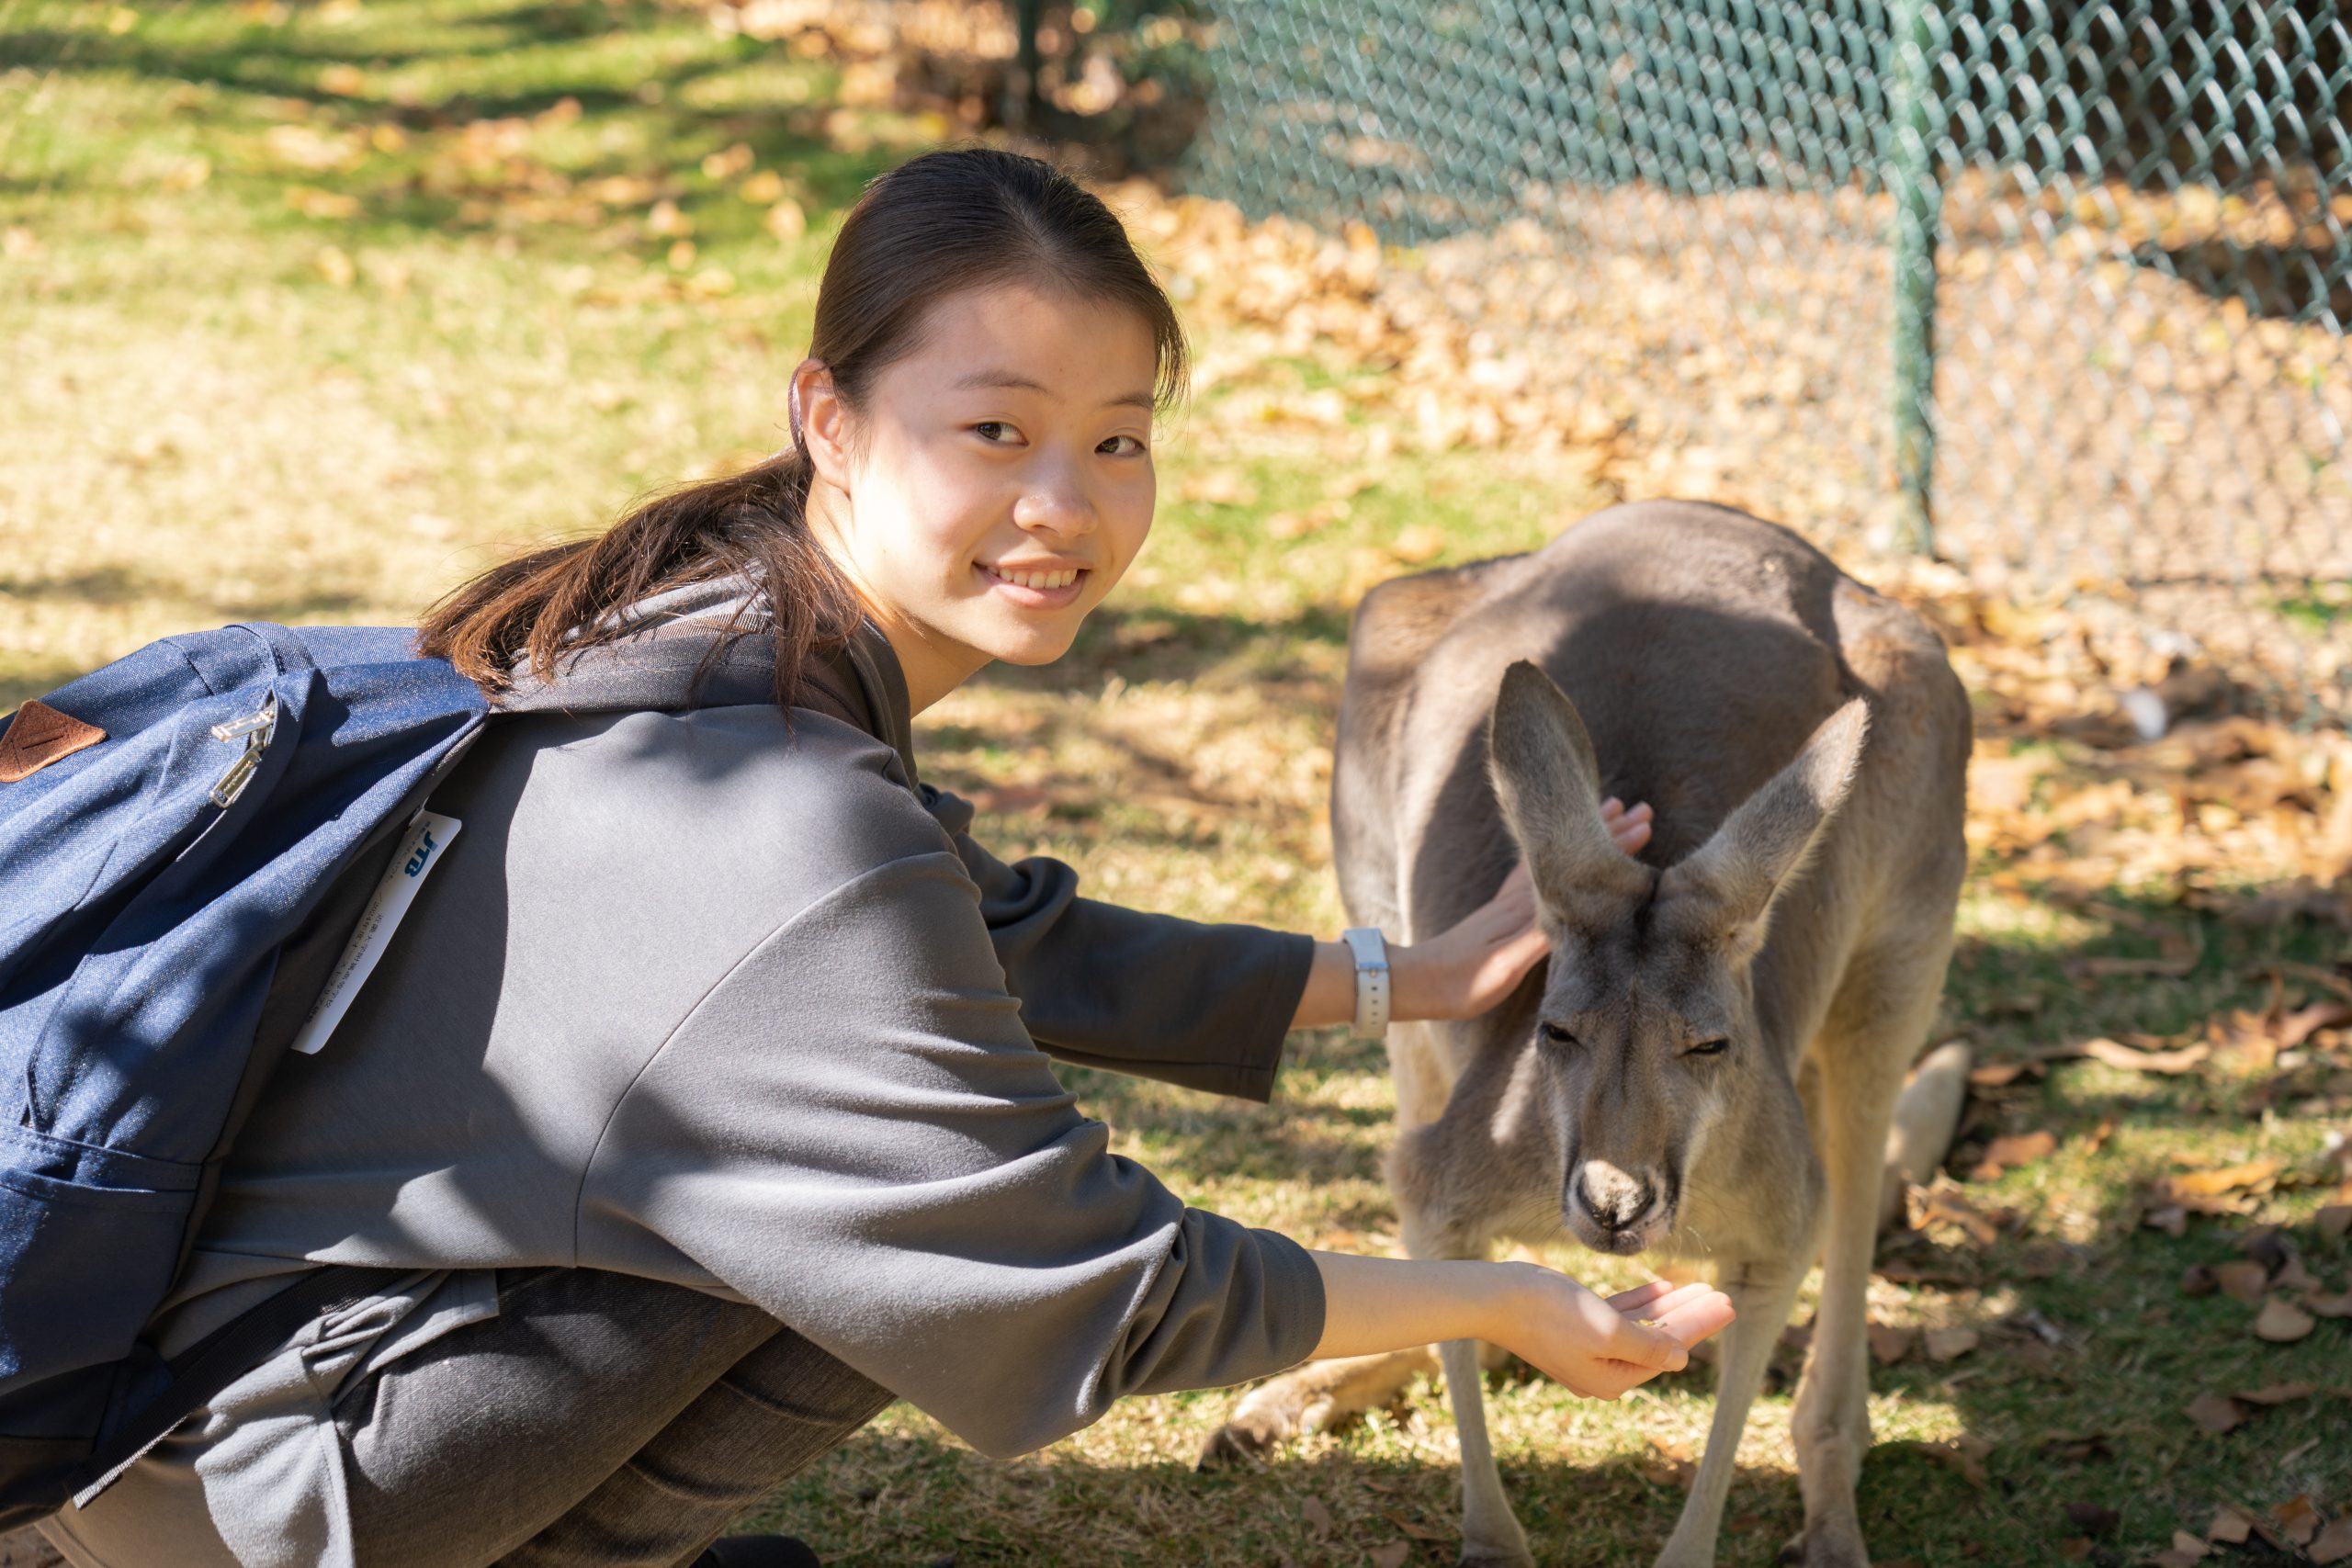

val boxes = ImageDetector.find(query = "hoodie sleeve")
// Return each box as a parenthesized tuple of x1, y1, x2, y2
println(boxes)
(575, 850, 1328, 1460)
(918, 783, 1316, 1103)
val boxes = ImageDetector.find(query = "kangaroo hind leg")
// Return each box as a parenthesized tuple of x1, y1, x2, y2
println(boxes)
(1788, 942, 1951, 1568)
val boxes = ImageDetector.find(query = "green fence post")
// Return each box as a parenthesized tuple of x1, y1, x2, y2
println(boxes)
(1008, 0, 1045, 130)
(1888, 0, 1944, 558)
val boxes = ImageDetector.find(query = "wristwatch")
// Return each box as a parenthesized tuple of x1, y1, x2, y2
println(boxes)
(1341, 927, 1391, 1040)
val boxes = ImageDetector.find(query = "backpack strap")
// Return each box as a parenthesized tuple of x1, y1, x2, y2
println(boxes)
(69, 1265, 399, 1508)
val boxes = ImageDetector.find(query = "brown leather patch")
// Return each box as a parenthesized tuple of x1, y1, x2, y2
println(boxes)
(0, 700, 107, 783)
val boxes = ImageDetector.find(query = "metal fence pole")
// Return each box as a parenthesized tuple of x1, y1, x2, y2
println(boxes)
(1888, 0, 1944, 558)
(1007, 0, 1044, 130)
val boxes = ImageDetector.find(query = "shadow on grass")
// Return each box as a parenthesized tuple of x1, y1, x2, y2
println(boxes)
(1, 0, 912, 235)
(758, 1425, 1819, 1568)
(5, 0, 706, 116)
(0, 566, 151, 604)
(3, 561, 369, 620)
(967, 603, 1354, 697)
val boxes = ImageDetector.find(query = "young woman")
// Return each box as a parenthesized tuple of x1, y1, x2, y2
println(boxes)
(40, 149, 1730, 1568)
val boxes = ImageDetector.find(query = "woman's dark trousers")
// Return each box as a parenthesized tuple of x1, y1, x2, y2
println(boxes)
(336, 1269, 891, 1568)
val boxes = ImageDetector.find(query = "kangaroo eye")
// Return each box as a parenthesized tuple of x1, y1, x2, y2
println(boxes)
(1688, 1037, 1730, 1057)
(1539, 1021, 1578, 1048)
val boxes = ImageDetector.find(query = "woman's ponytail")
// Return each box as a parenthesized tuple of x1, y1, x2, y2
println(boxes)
(417, 446, 859, 708)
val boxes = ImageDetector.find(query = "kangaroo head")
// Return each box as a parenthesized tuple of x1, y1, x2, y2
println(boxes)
(1487, 660, 1868, 1255)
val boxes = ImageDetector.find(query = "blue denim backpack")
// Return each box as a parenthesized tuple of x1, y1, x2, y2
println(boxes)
(0, 623, 493, 1522)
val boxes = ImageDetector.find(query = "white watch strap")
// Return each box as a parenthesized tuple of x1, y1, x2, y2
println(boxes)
(1341, 927, 1391, 1040)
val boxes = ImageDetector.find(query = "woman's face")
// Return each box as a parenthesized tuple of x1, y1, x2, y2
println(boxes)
(799, 282, 1160, 710)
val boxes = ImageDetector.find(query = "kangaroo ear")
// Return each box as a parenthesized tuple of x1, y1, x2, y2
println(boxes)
(1665, 699, 1870, 955)
(1488, 661, 1645, 920)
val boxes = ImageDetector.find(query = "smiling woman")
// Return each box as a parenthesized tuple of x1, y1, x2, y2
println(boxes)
(792, 283, 1161, 700)
(38, 150, 1724, 1568)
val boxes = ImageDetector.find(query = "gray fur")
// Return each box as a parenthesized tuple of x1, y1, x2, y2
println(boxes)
(1331, 502, 1969, 1567)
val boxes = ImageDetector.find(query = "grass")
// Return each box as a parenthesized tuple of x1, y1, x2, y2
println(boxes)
(5, 4, 2349, 1564)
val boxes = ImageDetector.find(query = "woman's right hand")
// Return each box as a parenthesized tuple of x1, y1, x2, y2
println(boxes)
(1487, 1269, 1736, 1401)
(1307, 1252, 1734, 1404)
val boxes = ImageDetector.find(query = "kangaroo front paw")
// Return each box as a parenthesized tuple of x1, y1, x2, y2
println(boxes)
(1195, 1377, 1308, 1468)
(1200, 1349, 1436, 1469)
(1194, 1404, 1285, 1468)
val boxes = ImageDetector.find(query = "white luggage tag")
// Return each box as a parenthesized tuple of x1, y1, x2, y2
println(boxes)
(288, 810, 462, 1056)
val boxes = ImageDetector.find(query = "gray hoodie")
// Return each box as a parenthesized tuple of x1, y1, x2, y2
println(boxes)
(144, 596, 1326, 1463)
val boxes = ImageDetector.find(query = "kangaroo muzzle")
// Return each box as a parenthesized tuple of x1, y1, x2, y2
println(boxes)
(1568, 1157, 1665, 1252)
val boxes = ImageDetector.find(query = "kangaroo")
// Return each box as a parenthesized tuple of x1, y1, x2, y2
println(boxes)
(1212, 502, 1971, 1568)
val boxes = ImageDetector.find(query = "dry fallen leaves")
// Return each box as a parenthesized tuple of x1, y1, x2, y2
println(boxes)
(2076, 1035, 2213, 1075)
(2144, 1159, 2285, 1233)
(313, 244, 356, 289)
(1924, 1325, 1982, 1363)
(2280, 1000, 2352, 1048)
(2235, 1380, 2316, 1404)
(1384, 1512, 1447, 1543)
(2252, 1297, 2316, 1342)
(2211, 1259, 2272, 1303)
(1972, 1129, 2058, 1180)
(1910, 1184, 2007, 1247)
(2208, 1505, 2255, 1544)
(2186, 1393, 2247, 1433)
(2149, 1529, 2213, 1565)
(2186, 1381, 2317, 1435)
(1387, 525, 1447, 565)
(2312, 1516, 2352, 1565)
(1967, 1058, 2041, 1089)
(1641, 1433, 1697, 1491)
(1179, 469, 1258, 508)
(286, 186, 361, 220)
(1867, 1321, 1917, 1365)
(764, 199, 808, 245)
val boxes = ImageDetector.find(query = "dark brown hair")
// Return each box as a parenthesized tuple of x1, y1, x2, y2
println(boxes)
(419, 147, 1188, 705)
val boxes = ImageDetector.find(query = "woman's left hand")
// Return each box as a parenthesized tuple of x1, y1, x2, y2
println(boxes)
(1391, 798, 1652, 1023)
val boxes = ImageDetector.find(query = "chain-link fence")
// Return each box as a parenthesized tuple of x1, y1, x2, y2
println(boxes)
(1190, 1, 2352, 723)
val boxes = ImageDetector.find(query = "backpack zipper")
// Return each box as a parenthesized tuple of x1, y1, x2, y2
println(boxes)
(209, 694, 277, 807)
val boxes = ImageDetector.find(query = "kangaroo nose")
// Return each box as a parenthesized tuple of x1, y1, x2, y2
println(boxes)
(1575, 1162, 1653, 1232)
